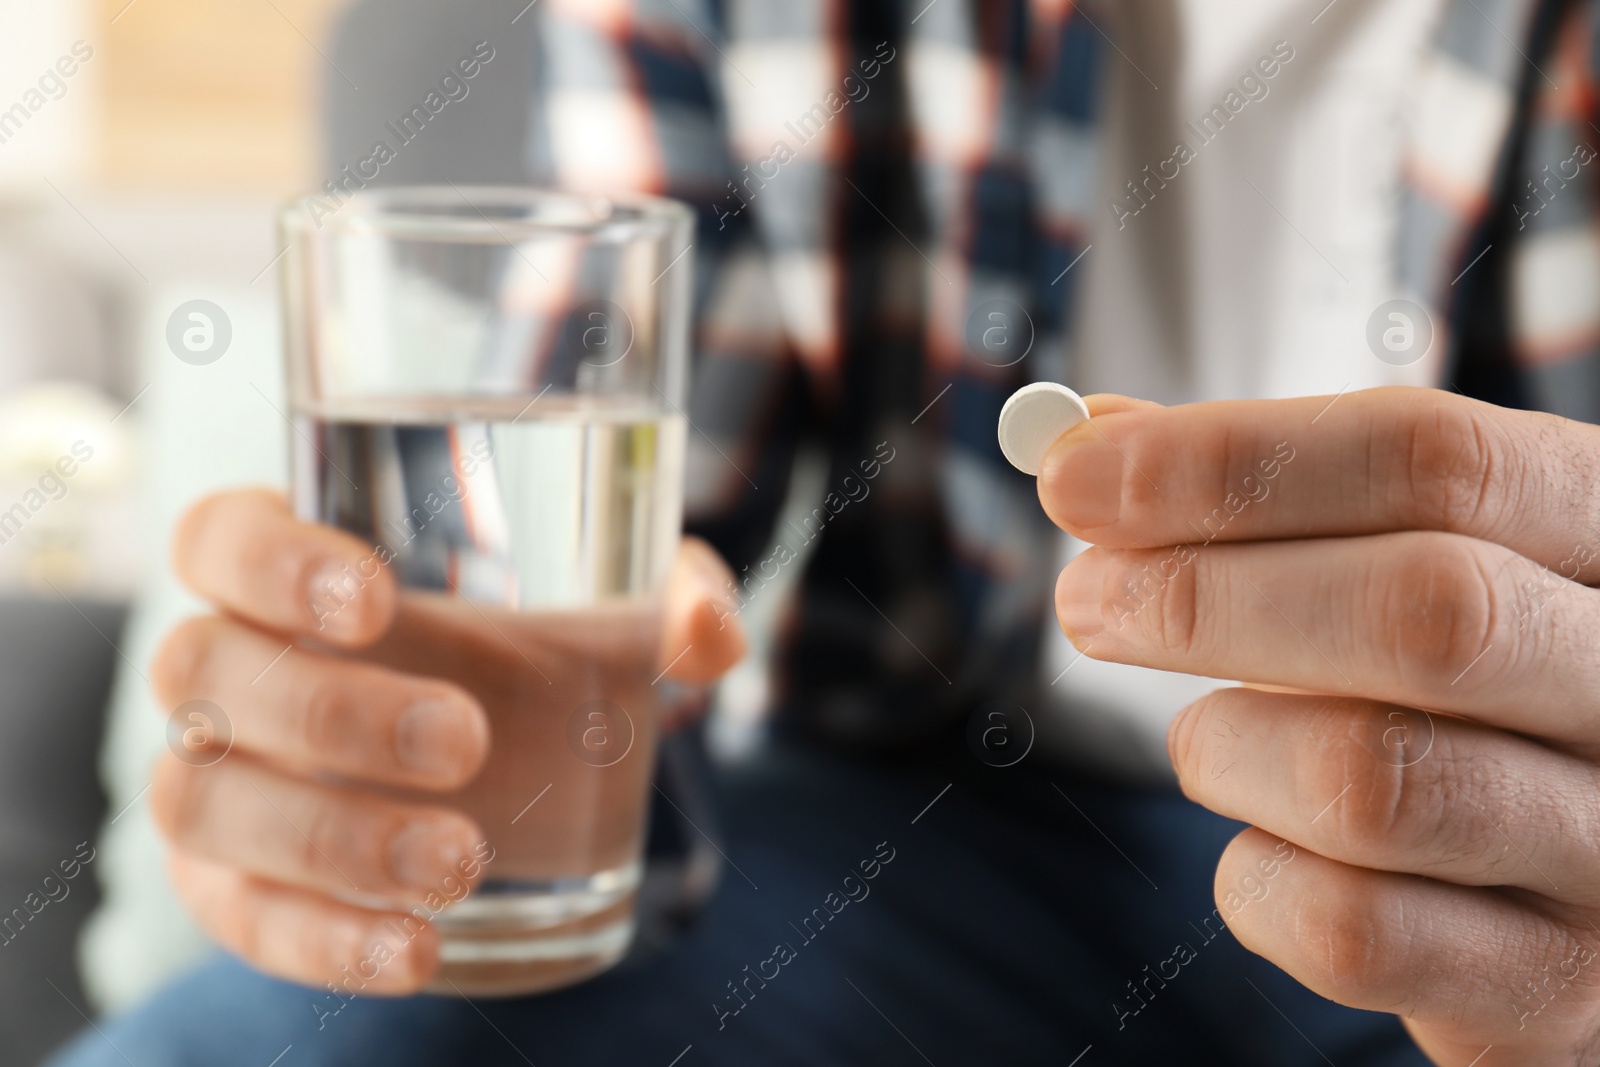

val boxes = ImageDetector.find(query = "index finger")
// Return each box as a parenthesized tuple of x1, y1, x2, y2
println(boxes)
(1037, 387, 1600, 580)
(174, 489, 396, 645)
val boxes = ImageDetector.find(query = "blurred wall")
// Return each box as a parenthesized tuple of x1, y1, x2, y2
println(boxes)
(0, 0, 352, 406)
(0, 0, 351, 195)
(0, 4, 95, 192)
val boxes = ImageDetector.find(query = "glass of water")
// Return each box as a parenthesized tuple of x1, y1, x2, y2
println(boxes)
(278, 187, 693, 996)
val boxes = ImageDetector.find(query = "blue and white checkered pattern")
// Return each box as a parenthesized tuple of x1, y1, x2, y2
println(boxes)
(1401, 0, 1600, 421)
(524, 0, 1596, 743)
(525, 0, 1101, 742)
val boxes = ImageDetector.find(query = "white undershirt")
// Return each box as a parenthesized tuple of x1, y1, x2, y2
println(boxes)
(1039, 0, 1445, 780)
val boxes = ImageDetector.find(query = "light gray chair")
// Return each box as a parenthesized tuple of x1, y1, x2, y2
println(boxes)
(0, 595, 123, 1066)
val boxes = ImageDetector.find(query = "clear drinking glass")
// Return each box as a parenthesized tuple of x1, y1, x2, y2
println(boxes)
(278, 187, 693, 996)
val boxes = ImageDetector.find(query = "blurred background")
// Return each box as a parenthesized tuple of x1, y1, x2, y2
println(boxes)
(0, 0, 1438, 1063)
(0, 0, 349, 592)
(0, 4, 407, 1062)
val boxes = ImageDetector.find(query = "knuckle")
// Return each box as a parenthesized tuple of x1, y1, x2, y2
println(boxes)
(296, 674, 353, 757)
(1313, 709, 1447, 855)
(1378, 536, 1499, 686)
(1113, 549, 1201, 654)
(1427, 752, 1523, 876)
(1497, 555, 1565, 677)
(1112, 427, 1165, 519)
(1309, 718, 1391, 844)
(1404, 395, 1502, 535)
(1320, 714, 1557, 885)
(150, 615, 223, 708)
(1522, 922, 1600, 1007)
(297, 799, 351, 880)
(1296, 877, 1395, 998)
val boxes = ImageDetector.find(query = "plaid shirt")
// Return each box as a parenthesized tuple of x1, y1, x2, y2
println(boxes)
(528, 0, 1596, 748)
(528, 0, 1099, 745)
(1402, 0, 1600, 418)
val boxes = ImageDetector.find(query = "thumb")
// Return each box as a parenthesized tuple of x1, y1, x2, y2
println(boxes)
(659, 537, 748, 684)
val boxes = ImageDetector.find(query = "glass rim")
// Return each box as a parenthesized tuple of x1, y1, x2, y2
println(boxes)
(278, 185, 694, 242)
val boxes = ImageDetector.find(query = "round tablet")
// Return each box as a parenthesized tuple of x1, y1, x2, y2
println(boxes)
(997, 382, 1091, 475)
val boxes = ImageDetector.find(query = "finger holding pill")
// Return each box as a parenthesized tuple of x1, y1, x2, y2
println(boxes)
(996, 383, 1092, 475)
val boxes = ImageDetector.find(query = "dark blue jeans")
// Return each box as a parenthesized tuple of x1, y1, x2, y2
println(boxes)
(49, 734, 1429, 1067)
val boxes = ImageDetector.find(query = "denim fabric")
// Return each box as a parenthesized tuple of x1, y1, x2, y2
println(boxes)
(48, 733, 1428, 1067)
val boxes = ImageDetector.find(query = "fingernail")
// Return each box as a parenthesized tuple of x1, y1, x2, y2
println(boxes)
(1167, 700, 1202, 770)
(388, 819, 470, 891)
(688, 550, 731, 600)
(1038, 426, 1124, 530)
(307, 560, 366, 640)
(1057, 552, 1113, 640)
(396, 699, 477, 781)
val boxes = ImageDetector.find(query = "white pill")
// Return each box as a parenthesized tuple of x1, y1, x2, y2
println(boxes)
(997, 382, 1091, 476)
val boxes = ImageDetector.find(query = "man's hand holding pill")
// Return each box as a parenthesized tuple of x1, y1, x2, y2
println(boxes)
(1031, 386, 1600, 1066)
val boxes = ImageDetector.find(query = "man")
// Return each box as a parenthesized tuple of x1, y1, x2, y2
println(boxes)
(50, 0, 1600, 1063)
